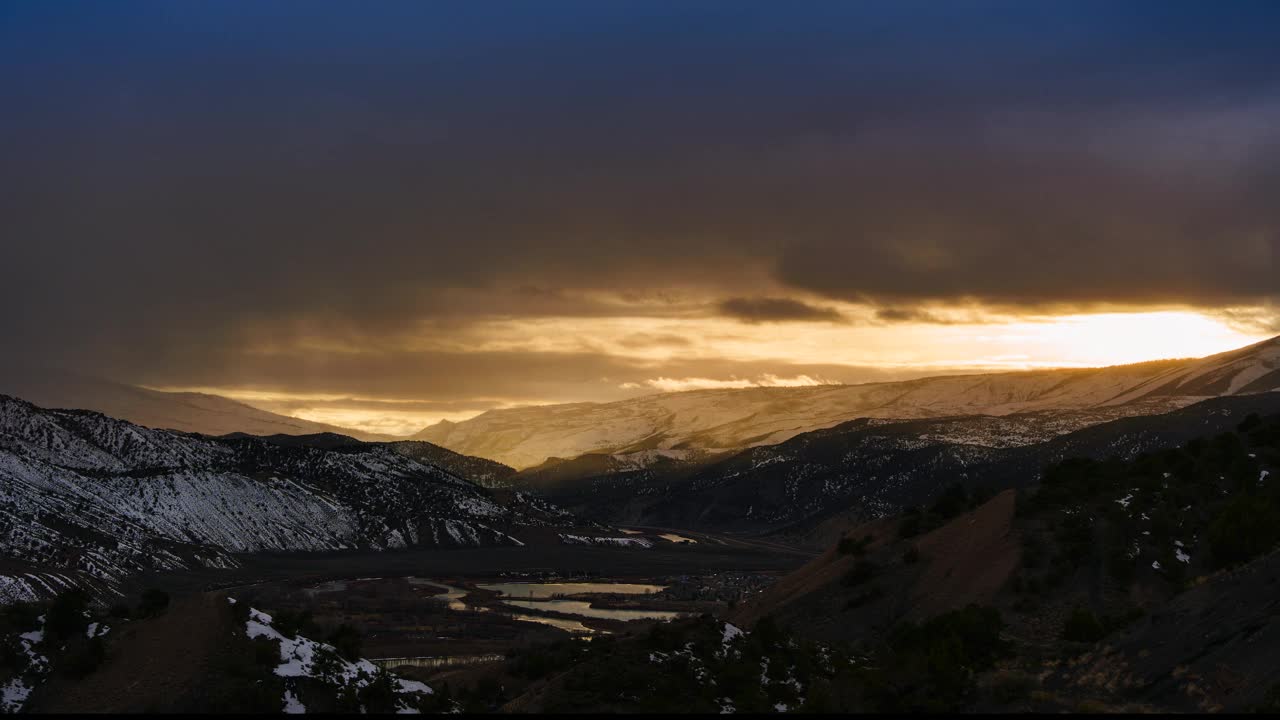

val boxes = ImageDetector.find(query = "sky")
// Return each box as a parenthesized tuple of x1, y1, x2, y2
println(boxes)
(2, 1, 1278, 435)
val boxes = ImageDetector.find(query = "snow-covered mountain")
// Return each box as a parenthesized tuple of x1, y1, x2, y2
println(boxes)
(417, 336, 1280, 469)
(1103, 334, 1280, 403)
(220, 433, 519, 489)
(0, 395, 574, 600)
(0, 368, 391, 441)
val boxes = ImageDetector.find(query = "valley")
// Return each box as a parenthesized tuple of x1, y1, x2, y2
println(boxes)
(8, 3, 1278, 711)
(1, 337, 1279, 713)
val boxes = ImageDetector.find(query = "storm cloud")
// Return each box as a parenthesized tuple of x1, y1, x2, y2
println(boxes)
(718, 298, 846, 324)
(1, 1, 1277, 418)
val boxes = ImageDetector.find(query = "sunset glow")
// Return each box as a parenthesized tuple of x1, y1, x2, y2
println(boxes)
(153, 308, 1271, 436)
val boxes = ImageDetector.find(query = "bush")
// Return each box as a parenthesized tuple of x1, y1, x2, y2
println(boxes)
(270, 608, 318, 639)
(251, 636, 281, 668)
(228, 597, 251, 624)
(898, 514, 922, 539)
(136, 589, 170, 618)
(46, 589, 91, 640)
(837, 535, 872, 556)
(911, 605, 1007, 669)
(61, 636, 107, 678)
(930, 484, 971, 520)
(1208, 495, 1280, 567)
(868, 606, 1007, 712)
(326, 624, 362, 662)
(358, 668, 401, 714)
(205, 634, 284, 713)
(845, 586, 885, 609)
(986, 670, 1037, 704)
(1062, 607, 1106, 643)
(0, 637, 27, 675)
(842, 560, 879, 587)
(2, 602, 41, 629)
(1255, 682, 1280, 713)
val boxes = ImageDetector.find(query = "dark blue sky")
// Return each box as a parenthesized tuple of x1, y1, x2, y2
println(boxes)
(1, 1, 1277, 399)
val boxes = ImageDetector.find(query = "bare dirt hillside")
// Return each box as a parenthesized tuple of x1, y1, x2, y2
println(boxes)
(34, 593, 234, 713)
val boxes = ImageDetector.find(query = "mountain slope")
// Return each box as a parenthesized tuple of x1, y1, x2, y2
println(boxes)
(0, 368, 391, 441)
(220, 433, 518, 489)
(529, 392, 1280, 537)
(0, 396, 577, 599)
(717, 412, 1280, 711)
(416, 337, 1280, 468)
(1104, 334, 1280, 403)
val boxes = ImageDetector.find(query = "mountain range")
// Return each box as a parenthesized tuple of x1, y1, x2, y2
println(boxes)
(417, 336, 1280, 469)
(0, 368, 391, 442)
(0, 395, 578, 604)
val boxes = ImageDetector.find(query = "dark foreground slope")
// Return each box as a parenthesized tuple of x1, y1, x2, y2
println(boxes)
(3, 590, 449, 713)
(2, 407, 1277, 713)
(435, 409, 1280, 713)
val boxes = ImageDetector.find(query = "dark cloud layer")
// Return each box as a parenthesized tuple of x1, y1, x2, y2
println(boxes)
(718, 298, 846, 324)
(1, 0, 1278, 396)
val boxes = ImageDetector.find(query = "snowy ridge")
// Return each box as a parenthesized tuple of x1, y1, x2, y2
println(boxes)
(415, 338, 1280, 468)
(0, 368, 392, 441)
(558, 533, 654, 548)
(1105, 336, 1280, 405)
(0, 396, 579, 599)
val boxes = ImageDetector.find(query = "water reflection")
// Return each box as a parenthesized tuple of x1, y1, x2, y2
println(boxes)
(507, 612, 601, 635)
(502, 599, 685, 622)
(408, 578, 489, 612)
(476, 582, 666, 599)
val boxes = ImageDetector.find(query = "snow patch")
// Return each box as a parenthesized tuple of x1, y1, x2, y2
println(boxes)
(558, 534, 653, 549)
(283, 688, 306, 714)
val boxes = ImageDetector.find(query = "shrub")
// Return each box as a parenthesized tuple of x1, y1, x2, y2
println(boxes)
(270, 608, 318, 639)
(837, 535, 872, 556)
(1255, 682, 1280, 713)
(358, 668, 401, 714)
(326, 624, 362, 662)
(845, 587, 885, 609)
(986, 670, 1037, 704)
(2, 602, 41, 629)
(45, 589, 91, 640)
(1208, 495, 1280, 567)
(136, 588, 170, 618)
(930, 483, 970, 520)
(61, 636, 107, 678)
(228, 597, 251, 624)
(842, 560, 879, 587)
(1062, 608, 1106, 643)
(869, 606, 1007, 712)
(898, 514, 922, 539)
